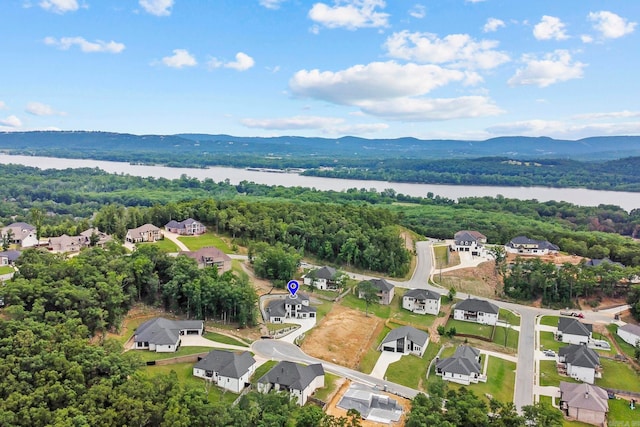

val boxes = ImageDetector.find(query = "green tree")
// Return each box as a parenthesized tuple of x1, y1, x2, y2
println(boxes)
(521, 401, 563, 427)
(357, 280, 378, 317)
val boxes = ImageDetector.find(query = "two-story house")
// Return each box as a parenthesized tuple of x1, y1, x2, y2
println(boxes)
(1, 222, 38, 248)
(505, 236, 559, 256)
(265, 293, 317, 324)
(359, 278, 395, 305)
(179, 247, 232, 273)
(165, 218, 206, 235)
(453, 298, 499, 325)
(402, 288, 441, 315)
(125, 224, 163, 243)
(559, 344, 601, 384)
(256, 361, 325, 405)
(303, 266, 339, 291)
(453, 230, 487, 256)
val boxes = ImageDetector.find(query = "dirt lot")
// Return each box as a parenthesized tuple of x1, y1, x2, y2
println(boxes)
(439, 261, 501, 299)
(506, 253, 585, 265)
(301, 304, 384, 369)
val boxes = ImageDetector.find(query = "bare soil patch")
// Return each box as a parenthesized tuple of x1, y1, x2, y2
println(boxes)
(301, 304, 383, 369)
(439, 261, 502, 299)
(506, 253, 585, 266)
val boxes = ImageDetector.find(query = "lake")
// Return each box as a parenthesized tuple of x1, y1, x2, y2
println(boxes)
(1, 153, 638, 211)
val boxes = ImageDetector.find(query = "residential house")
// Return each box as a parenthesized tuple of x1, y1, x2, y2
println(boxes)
(557, 317, 593, 345)
(402, 288, 441, 315)
(379, 326, 429, 357)
(358, 278, 395, 305)
(559, 382, 608, 426)
(79, 228, 112, 247)
(165, 218, 206, 235)
(265, 293, 316, 324)
(0, 250, 21, 266)
(180, 247, 232, 273)
(585, 258, 624, 268)
(133, 317, 204, 353)
(47, 234, 86, 253)
(453, 230, 487, 256)
(617, 323, 640, 347)
(256, 361, 325, 406)
(193, 350, 256, 393)
(125, 224, 163, 243)
(436, 345, 484, 385)
(453, 298, 499, 325)
(303, 266, 339, 291)
(505, 236, 559, 256)
(337, 383, 403, 424)
(559, 344, 601, 384)
(1, 222, 38, 248)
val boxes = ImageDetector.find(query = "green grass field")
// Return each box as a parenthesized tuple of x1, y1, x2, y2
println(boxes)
(540, 331, 563, 352)
(358, 326, 391, 374)
(0, 265, 14, 275)
(134, 346, 213, 362)
(386, 341, 443, 390)
(448, 356, 517, 403)
(540, 315, 560, 327)
(313, 373, 341, 402)
(340, 292, 392, 319)
(606, 323, 638, 360)
(178, 233, 233, 253)
(539, 360, 579, 387)
(138, 239, 179, 252)
(202, 332, 250, 347)
(251, 360, 279, 382)
(492, 325, 519, 349)
(608, 398, 639, 424)
(445, 319, 494, 340)
(138, 362, 238, 405)
(499, 308, 521, 326)
(387, 288, 438, 329)
(597, 359, 640, 392)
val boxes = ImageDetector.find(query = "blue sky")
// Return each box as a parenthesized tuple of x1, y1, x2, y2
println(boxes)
(0, 0, 638, 140)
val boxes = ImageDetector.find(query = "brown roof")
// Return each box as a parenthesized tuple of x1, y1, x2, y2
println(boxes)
(559, 382, 608, 413)
(180, 246, 231, 263)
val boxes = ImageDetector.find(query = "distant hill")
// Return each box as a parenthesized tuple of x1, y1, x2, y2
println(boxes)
(1, 131, 640, 161)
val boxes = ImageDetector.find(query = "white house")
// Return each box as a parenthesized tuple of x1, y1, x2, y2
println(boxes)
(559, 344, 601, 384)
(133, 317, 204, 353)
(265, 293, 316, 324)
(256, 361, 325, 406)
(436, 345, 485, 385)
(1, 222, 38, 248)
(193, 350, 256, 393)
(453, 230, 487, 256)
(453, 298, 499, 325)
(402, 289, 441, 315)
(557, 318, 592, 345)
(379, 326, 429, 357)
(617, 323, 640, 347)
(303, 266, 339, 291)
(505, 236, 559, 256)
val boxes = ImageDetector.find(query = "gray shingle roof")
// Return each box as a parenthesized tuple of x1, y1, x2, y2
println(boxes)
(619, 323, 640, 337)
(314, 266, 337, 280)
(337, 383, 402, 422)
(194, 350, 255, 379)
(558, 317, 592, 337)
(559, 344, 600, 369)
(560, 382, 608, 413)
(455, 298, 499, 315)
(508, 236, 559, 251)
(436, 345, 481, 376)
(134, 317, 203, 346)
(265, 294, 316, 318)
(368, 278, 394, 292)
(0, 250, 21, 262)
(404, 288, 440, 301)
(380, 326, 429, 348)
(257, 361, 324, 391)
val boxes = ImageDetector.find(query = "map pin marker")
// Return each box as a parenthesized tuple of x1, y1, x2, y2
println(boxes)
(287, 280, 299, 297)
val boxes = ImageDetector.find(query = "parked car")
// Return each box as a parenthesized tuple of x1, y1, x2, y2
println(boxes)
(560, 311, 584, 318)
(543, 350, 556, 357)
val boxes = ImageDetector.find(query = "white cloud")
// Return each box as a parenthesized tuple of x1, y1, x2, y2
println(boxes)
(290, 61, 467, 104)
(44, 36, 125, 53)
(0, 115, 22, 128)
(162, 49, 197, 68)
(241, 115, 388, 135)
(259, 0, 286, 9)
(26, 102, 65, 116)
(39, 0, 78, 14)
(572, 110, 640, 120)
(588, 11, 636, 39)
(208, 52, 255, 71)
(581, 34, 594, 43)
(139, 0, 173, 16)
(357, 96, 503, 121)
(533, 15, 569, 40)
(308, 0, 389, 30)
(487, 119, 640, 139)
(508, 50, 585, 88)
(409, 4, 426, 19)
(384, 31, 510, 70)
(483, 18, 505, 33)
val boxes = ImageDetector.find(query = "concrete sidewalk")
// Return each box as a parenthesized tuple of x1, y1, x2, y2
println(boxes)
(370, 352, 403, 379)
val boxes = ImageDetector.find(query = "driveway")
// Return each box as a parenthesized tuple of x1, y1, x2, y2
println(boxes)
(278, 317, 316, 344)
(180, 334, 249, 351)
(370, 351, 403, 379)
(162, 231, 189, 251)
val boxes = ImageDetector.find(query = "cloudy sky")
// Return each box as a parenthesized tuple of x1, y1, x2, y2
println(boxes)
(1, 0, 638, 140)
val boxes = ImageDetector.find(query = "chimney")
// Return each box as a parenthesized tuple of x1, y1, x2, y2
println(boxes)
(585, 390, 589, 399)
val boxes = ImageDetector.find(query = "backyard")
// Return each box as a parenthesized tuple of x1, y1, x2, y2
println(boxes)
(447, 356, 517, 404)
(138, 239, 179, 252)
(178, 233, 234, 253)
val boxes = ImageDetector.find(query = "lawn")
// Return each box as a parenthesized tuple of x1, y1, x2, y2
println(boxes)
(134, 346, 213, 362)
(608, 398, 639, 424)
(539, 360, 579, 387)
(606, 324, 638, 360)
(492, 325, 519, 349)
(0, 265, 14, 275)
(203, 331, 250, 346)
(597, 359, 640, 392)
(499, 308, 521, 326)
(445, 319, 494, 340)
(388, 290, 437, 329)
(251, 360, 279, 382)
(359, 326, 391, 374)
(138, 239, 179, 252)
(139, 362, 238, 405)
(178, 233, 233, 253)
(313, 373, 341, 402)
(339, 292, 392, 319)
(540, 331, 563, 352)
(447, 356, 517, 403)
(111, 312, 159, 345)
(386, 341, 442, 390)
(540, 315, 560, 327)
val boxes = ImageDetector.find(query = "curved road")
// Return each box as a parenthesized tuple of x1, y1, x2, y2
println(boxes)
(251, 240, 624, 411)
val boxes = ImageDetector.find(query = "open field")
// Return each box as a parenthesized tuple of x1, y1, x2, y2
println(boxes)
(492, 325, 519, 349)
(385, 351, 431, 390)
(178, 233, 233, 253)
(445, 319, 494, 339)
(435, 261, 501, 299)
(300, 304, 384, 369)
(433, 245, 459, 269)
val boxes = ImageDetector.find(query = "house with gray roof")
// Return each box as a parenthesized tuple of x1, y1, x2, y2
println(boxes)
(379, 326, 429, 357)
(179, 247, 231, 273)
(337, 383, 403, 424)
(453, 298, 499, 325)
(358, 278, 395, 305)
(617, 323, 640, 347)
(402, 288, 441, 315)
(557, 317, 593, 345)
(559, 382, 608, 426)
(265, 293, 316, 324)
(256, 361, 325, 405)
(1, 222, 38, 248)
(505, 235, 559, 256)
(559, 344, 601, 384)
(193, 350, 256, 393)
(125, 223, 163, 243)
(133, 317, 204, 353)
(436, 345, 485, 385)
(165, 218, 206, 235)
(453, 230, 487, 256)
(303, 266, 339, 291)
(0, 250, 21, 266)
